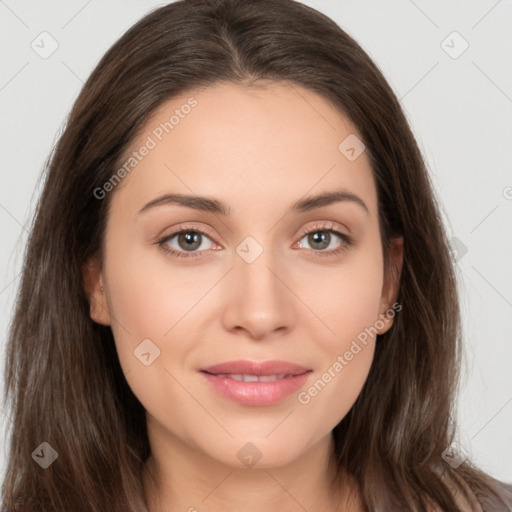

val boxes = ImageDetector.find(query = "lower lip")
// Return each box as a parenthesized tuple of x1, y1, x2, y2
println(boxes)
(200, 371, 311, 406)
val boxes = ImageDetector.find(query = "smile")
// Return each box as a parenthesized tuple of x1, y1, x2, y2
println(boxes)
(200, 370, 311, 406)
(212, 373, 295, 382)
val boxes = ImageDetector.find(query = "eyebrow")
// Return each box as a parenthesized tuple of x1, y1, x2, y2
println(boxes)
(137, 189, 369, 216)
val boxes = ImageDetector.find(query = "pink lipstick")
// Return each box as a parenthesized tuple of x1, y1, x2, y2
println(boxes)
(199, 360, 312, 406)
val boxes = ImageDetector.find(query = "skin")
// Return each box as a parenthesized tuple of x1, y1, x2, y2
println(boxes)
(83, 81, 403, 512)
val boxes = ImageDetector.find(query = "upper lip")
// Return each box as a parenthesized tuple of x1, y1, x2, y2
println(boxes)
(200, 360, 312, 376)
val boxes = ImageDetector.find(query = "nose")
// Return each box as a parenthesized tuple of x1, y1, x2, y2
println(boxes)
(221, 242, 297, 341)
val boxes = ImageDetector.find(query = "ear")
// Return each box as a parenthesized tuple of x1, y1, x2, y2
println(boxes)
(376, 236, 403, 335)
(82, 255, 111, 326)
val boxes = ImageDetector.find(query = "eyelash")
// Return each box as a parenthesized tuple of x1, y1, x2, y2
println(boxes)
(155, 222, 353, 259)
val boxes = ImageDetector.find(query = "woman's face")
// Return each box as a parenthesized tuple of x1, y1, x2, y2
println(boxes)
(84, 81, 402, 469)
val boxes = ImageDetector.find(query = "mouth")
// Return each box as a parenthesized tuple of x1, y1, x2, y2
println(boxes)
(199, 360, 312, 406)
(201, 372, 305, 382)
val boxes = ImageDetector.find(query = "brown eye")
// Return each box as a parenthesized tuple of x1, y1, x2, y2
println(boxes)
(298, 229, 348, 253)
(157, 228, 216, 258)
(306, 231, 332, 250)
(176, 232, 203, 252)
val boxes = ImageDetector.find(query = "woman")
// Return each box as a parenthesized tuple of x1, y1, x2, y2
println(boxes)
(2, 0, 511, 510)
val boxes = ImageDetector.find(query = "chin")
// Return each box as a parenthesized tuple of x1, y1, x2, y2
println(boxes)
(204, 437, 314, 470)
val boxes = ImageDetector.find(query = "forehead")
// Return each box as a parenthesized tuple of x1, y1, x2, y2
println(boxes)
(111, 81, 377, 218)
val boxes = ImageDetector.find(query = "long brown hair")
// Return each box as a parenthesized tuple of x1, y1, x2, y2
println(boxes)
(2, 0, 511, 510)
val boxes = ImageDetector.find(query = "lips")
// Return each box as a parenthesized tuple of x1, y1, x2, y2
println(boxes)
(200, 360, 311, 377)
(199, 360, 312, 406)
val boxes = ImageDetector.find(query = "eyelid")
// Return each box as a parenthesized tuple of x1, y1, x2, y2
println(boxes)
(296, 220, 349, 240)
(163, 222, 217, 240)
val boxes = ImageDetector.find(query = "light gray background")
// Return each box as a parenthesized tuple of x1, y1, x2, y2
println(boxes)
(1, 0, 511, 484)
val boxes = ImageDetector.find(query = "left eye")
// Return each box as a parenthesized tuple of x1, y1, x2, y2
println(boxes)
(297, 229, 348, 252)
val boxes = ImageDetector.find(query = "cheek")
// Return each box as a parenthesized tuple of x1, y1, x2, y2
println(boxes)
(302, 247, 384, 343)
(294, 250, 383, 421)
(297, 339, 375, 436)
(295, 268, 382, 426)
(103, 230, 210, 341)
(102, 254, 200, 426)
(101, 232, 191, 381)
